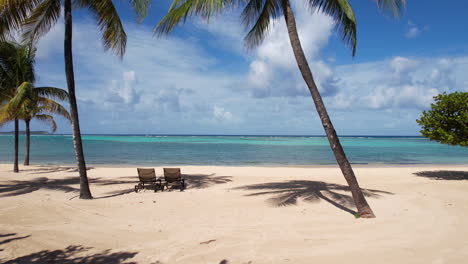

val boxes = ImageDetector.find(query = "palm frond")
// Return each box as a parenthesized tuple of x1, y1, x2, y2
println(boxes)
(34, 86, 69, 101)
(243, 0, 281, 49)
(34, 113, 57, 132)
(36, 97, 71, 121)
(22, 0, 61, 43)
(376, 0, 406, 18)
(0, 101, 16, 124)
(9, 81, 34, 109)
(125, 0, 151, 22)
(307, 0, 357, 56)
(74, 0, 127, 57)
(0, 0, 42, 41)
(155, 0, 235, 35)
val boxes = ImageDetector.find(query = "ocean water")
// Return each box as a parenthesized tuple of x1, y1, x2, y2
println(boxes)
(0, 135, 466, 166)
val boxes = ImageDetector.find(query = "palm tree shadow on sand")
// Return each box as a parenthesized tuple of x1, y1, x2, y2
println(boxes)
(1, 245, 139, 264)
(413, 170, 468, 181)
(235, 180, 393, 216)
(184, 174, 233, 189)
(0, 174, 232, 199)
(20, 165, 94, 174)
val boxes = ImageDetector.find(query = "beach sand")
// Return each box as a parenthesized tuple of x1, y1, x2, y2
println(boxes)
(1, 163, 467, 263)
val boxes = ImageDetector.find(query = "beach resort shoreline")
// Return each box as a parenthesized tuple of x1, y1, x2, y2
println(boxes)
(1, 163, 468, 263)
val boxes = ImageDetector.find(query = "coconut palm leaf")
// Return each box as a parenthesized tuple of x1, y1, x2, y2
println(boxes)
(126, 0, 152, 22)
(155, 0, 234, 35)
(0, 0, 42, 41)
(34, 114, 57, 132)
(306, 0, 356, 55)
(8, 81, 34, 107)
(242, 0, 281, 49)
(74, 0, 128, 57)
(22, 0, 61, 43)
(377, 0, 406, 17)
(36, 98, 71, 120)
(35, 86, 69, 101)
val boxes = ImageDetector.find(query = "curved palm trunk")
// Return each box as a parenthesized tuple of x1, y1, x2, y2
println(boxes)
(13, 119, 19, 172)
(64, 0, 92, 199)
(24, 119, 30, 165)
(281, 0, 374, 218)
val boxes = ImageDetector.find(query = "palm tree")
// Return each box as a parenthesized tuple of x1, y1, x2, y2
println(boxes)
(156, 0, 406, 217)
(0, 81, 70, 166)
(0, 0, 150, 199)
(0, 41, 35, 173)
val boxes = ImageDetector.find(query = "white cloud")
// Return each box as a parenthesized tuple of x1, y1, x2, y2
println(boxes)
(329, 56, 468, 112)
(28, 8, 467, 136)
(213, 106, 239, 123)
(245, 4, 337, 98)
(405, 21, 427, 39)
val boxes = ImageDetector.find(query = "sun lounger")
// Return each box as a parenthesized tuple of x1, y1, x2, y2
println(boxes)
(135, 168, 162, 192)
(163, 168, 185, 191)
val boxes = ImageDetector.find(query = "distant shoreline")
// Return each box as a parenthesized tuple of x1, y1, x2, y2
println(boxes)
(0, 133, 424, 138)
(0, 131, 49, 135)
(3, 163, 466, 169)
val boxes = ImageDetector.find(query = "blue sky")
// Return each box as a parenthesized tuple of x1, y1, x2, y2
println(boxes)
(4, 0, 468, 135)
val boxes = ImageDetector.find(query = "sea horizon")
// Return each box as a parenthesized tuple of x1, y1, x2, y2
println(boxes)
(0, 134, 466, 166)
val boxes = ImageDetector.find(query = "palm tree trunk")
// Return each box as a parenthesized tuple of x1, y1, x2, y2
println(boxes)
(24, 119, 30, 166)
(13, 118, 19, 172)
(64, 0, 92, 199)
(281, 0, 375, 218)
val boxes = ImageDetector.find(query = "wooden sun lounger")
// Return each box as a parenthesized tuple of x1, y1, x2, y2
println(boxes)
(163, 168, 185, 191)
(135, 168, 162, 192)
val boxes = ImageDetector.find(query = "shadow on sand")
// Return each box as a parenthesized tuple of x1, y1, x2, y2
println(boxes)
(184, 174, 232, 189)
(235, 180, 393, 215)
(20, 166, 94, 175)
(0, 233, 31, 247)
(1, 245, 138, 264)
(0, 173, 232, 198)
(413, 170, 468, 181)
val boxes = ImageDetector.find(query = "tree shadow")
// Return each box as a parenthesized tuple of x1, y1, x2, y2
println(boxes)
(1, 245, 138, 264)
(0, 233, 31, 246)
(235, 180, 393, 215)
(0, 233, 17, 238)
(183, 174, 233, 189)
(21, 166, 94, 175)
(0, 173, 233, 198)
(0, 176, 136, 198)
(413, 170, 468, 181)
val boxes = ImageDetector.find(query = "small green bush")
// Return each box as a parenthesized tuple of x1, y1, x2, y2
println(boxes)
(416, 92, 467, 146)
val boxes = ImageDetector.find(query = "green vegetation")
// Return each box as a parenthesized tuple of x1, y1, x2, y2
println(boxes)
(0, 41, 70, 168)
(0, 0, 149, 198)
(417, 92, 468, 147)
(0, 81, 71, 165)
(0, 41, 36, 172)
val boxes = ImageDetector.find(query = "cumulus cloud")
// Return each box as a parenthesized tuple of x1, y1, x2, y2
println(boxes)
(329, 56, 467, 111)
(103, 70, 140, 109)
(212, 106, 240, 123)
(405, 21, 428, 39)
(27, 8, 467, 136)
(245, 5, 338, 98)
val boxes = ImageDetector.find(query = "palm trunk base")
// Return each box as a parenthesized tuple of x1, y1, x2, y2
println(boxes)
(357, 206, 375, 218)
(80, 193, 93, 199)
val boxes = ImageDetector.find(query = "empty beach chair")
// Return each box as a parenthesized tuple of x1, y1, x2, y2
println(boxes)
(135, 168, 161, 192)
(163, 168, 185, 191)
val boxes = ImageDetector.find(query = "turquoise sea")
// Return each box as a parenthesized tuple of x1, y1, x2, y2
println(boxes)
(0, 135, 467, 166)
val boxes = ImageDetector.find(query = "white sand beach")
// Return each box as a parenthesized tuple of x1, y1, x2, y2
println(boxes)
(1, 164, 468, 263)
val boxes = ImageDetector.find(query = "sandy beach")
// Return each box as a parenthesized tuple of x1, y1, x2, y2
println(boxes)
(1, 163, 468, 263)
